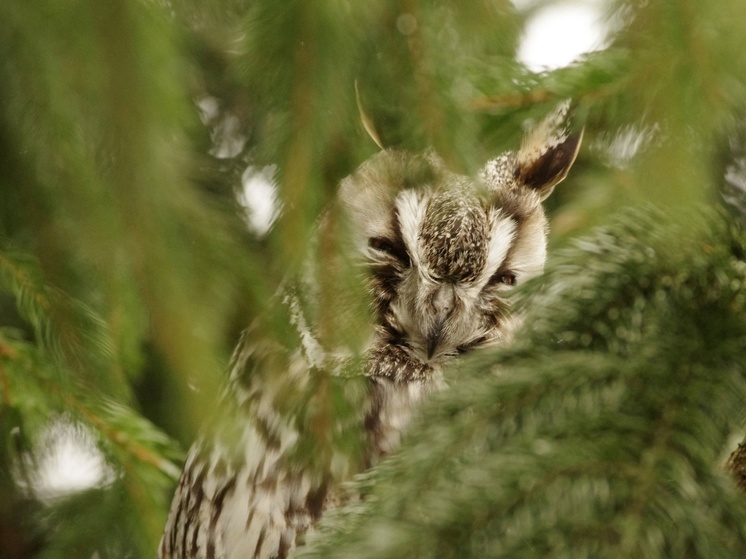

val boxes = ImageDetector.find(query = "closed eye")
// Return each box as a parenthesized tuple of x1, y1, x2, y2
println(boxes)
(368, 237, 411, 266)
(369, 237, 395, 254)
(488, 270, 516, 287)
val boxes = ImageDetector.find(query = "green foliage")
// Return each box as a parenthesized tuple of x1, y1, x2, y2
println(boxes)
(1, 0, 746, 557)
(1, 327, 182, 553)
(301, 210, 746, 558)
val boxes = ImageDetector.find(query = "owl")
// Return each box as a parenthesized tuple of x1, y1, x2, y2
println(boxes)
(158, 105, 582, 559)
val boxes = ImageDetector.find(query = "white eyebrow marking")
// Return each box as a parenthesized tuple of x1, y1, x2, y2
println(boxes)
(395, 189, 428, 271)
(479, 210, 517, 285)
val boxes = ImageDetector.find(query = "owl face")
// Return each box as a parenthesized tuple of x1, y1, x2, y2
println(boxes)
(340, 108, 581, 365)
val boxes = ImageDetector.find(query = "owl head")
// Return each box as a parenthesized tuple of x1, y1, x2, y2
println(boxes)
(339, 105, 582, 364)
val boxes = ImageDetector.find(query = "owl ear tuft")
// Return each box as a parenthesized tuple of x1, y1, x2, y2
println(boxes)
(516, 102, 583, 200)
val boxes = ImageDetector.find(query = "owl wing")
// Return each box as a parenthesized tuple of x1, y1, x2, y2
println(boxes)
(158, 299, 356, 559)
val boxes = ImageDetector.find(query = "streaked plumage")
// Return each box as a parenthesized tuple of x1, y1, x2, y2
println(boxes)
(158, 104, 581, 559)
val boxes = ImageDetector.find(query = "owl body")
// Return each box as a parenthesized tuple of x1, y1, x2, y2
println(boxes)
(159, 106, 581, 559)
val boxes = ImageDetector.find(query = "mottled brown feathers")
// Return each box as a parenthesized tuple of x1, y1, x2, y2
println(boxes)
(158, 104, 580, 559)
(421, 190, 488, 282)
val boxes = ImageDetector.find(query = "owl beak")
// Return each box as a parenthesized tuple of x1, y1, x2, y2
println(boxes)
(427, 284, 456, 359)
(426, 324, 445, 359)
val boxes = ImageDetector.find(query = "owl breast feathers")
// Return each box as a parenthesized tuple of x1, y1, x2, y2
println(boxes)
(158, 105, 581, 559)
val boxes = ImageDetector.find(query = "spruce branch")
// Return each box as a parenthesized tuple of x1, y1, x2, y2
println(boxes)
(0, 251, 118, 388)
(1, 331, 182, 552)
(302, 208, 746, 558)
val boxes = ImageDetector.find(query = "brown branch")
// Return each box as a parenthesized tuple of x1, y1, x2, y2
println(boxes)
(401, 0, 451, 159)
(0, 252, 51, 314)
(469, 89, 555, 111)
(0, 252, 92, 376)
(0, 336, 17, 407)
(39, 376, 180, 479)
(676, 0, 723, 110)
(469, 82, 622, 113)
